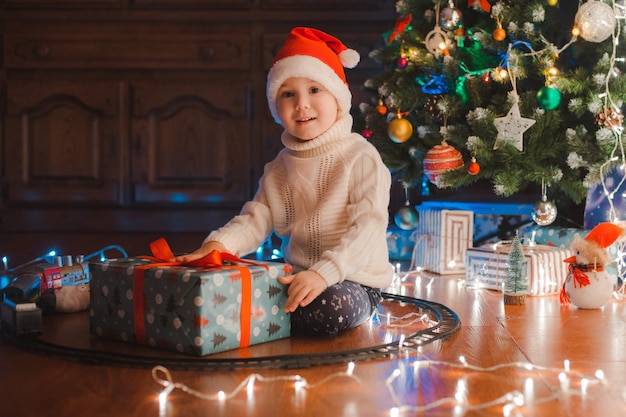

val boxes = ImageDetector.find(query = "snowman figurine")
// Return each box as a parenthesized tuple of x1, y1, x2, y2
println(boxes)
(560, 222, 625, 309)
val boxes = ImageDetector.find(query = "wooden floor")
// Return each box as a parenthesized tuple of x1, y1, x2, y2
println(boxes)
(1, 234, 626, 416)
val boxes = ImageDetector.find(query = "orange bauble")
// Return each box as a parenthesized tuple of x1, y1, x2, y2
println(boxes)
(423, 143, 464, 183)
(493, 27, 506, 41)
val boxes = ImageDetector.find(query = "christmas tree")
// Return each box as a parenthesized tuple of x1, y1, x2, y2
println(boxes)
(358, 0, 626, 218)
(503, 233, 528, 305)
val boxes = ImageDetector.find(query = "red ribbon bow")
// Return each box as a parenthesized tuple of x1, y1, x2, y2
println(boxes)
(133, 238, 264, 348)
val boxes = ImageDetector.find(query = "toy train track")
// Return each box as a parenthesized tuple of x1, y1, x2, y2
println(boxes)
(1, 293, 460, 370)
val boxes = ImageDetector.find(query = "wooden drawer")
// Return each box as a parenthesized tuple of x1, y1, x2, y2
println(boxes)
(262, 0, 388, 8)
(1, 0, 123, 7)
(4, 33, 251, 70)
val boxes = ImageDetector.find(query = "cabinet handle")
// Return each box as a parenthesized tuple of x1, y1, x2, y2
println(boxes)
(199, 46, 215, 61)
(34, 44, 51, 58)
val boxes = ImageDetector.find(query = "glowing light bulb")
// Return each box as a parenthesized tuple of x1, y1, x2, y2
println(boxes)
(347, 362, 355, 376)
(572, 26, 581, 37)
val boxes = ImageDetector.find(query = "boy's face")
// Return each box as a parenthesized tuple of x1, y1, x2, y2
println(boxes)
(275, 77, 339, 141)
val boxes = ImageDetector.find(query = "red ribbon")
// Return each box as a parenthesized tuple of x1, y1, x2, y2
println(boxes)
(132, 238, 265, 348)
(468, 0, 491, 13)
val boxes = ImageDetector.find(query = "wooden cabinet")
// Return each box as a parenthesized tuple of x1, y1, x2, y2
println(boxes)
(0, 2, 395, 233)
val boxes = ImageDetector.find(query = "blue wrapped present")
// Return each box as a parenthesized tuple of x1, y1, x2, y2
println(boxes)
(89, 251, 291, 356)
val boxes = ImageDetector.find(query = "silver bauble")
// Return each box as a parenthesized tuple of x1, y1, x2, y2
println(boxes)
(440, 6, 463, 31)
(531, 199, 557, 226)
(575, 0, 616, 43)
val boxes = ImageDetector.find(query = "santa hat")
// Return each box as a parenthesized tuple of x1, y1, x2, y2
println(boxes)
(266, 27, 360, 124)
(584, 222, 625, 249)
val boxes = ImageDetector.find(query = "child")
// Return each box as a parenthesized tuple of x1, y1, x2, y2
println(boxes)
(176, 27, 393, 336)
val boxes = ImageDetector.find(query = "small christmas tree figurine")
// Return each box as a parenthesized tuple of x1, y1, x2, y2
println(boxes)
(503, 233, 528, 305)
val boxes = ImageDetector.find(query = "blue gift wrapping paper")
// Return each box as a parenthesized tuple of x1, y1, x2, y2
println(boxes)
(89, 257, 291, 356)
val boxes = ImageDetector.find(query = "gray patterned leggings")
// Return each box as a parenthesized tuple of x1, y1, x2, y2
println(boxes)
(290, 281, 382, 336)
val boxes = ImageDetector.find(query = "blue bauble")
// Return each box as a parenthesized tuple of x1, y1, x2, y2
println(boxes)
(394, 206, 419, 230)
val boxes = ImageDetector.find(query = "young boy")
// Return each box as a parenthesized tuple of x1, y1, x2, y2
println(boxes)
(176, 27, 393, 336)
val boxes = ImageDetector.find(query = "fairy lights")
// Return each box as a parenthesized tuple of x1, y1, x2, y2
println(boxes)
(151, 338, 623, 416)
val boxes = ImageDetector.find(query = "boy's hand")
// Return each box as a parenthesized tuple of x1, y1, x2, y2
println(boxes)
(172, 241, 228, 263)
(278, 270, 328, 313)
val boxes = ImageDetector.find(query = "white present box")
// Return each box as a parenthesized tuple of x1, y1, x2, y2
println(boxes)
(411, 208, 474, 275)
(465, 243, 572, 296)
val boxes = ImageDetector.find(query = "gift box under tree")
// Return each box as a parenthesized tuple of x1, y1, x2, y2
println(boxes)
(411, 207, 474, 275)
(465, 243, 571, 296)
(89, 242, 292, 356)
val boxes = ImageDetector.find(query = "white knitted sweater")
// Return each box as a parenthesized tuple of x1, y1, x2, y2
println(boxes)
(206, 115, 393, 288)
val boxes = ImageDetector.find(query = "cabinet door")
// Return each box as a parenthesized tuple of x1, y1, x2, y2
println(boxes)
(130, 77, 252, 206)
(4, 80, 122, 205)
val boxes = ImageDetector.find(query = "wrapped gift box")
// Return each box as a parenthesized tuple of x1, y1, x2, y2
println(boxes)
(465, 244, 571, 296)
(525, 227, 585, 249)
(387, 225, 417, 260)
(89, 257, 291, 356)
(412, 208, 474, 275)
(526, 226, 620, 277)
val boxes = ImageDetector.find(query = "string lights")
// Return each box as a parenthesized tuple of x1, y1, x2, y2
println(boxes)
(152, 354, 622, 416)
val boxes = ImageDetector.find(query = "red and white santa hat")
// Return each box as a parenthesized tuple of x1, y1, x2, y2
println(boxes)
(266, 27, 360, 124)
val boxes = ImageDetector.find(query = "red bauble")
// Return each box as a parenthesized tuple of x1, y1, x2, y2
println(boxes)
(397, 57, 408, 68)
(467, 158, 480, 175)
(362, 128, 373, 139)
(376, 104, 388, 115)
(423, 143, 464, 183)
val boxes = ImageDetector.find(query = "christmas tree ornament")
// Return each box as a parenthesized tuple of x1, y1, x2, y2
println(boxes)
(440, 1, 463, 31)
(467, 155, 480, 175)
(503, 233, 528, 305)
(425, 26, 450, 55)
(561, 222, 626, 309)
(574, 0, 617, 43)
(362, 128, 373, 139)
(394, 185, 419, 230)
(492, 24, 506, 41)
(425, 95, 443, 120)
(388, 13, 412, 43)
(423, 141, 464, 183)
(397, 56, 408, 68)
(388, 115, 413, 143)
(536, 85, 561, 110)
(468, 0, 491, 12)
(493, 97, 536, 151)
(546, 0, 559, 6)
(376, 98, 387, 116)
(531, 179, 557, 226)
(595, 107, 624, 129)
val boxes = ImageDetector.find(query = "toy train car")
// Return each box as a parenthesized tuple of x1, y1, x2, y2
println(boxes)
(0, 295, 42, 336)
(0, 256, 89, 336)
